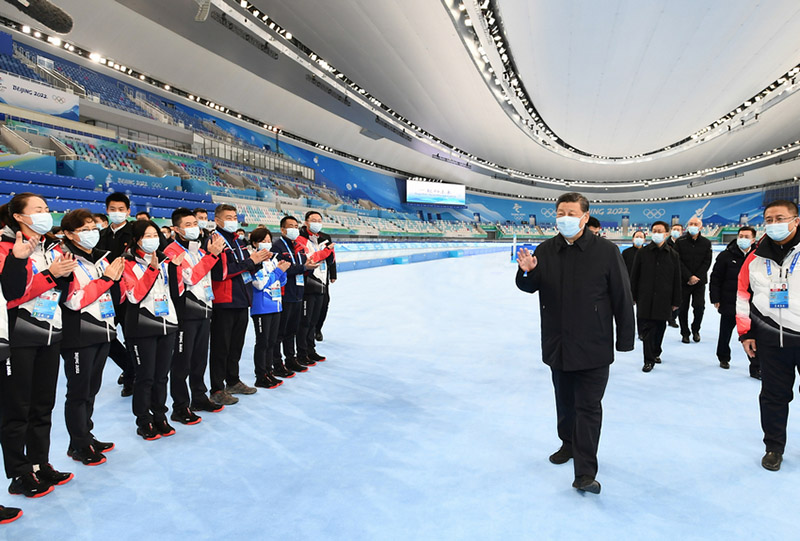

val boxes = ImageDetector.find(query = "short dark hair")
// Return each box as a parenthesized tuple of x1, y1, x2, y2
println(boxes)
(280, 215, 298, 228)
(61, 209, 95, 232)
(586, 216, 601, 229)
(305, 210, 322, 221)
(249, 227, 271, 245)
(193, 208, 208, 216)
(128, 220, 159, 253)
(764, 200, 799, 216)
(632, 230, 646, 239)
(93, 213, 108, 223)
(105, 192, 130, 209)
(556, 192, 589, 213)
(215, 203, 237, 216)
(136, 211, 151, 219)
(171, 207, 194, 227)
(738, 226, 757, 237)
(651, 220, 669, 232)
(671, 223, 683, 230)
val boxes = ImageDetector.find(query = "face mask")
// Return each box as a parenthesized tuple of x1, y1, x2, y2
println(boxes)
(737, 238, 753, 252)
(555, 214, 585, 239)
(651, 232, 666, 244)
(55, 234, 64, 240)
(223, 220, 239, 233)
(285, 228, 300, 241)
(77, 229, 100, 250)
(108, 211, 128, 225)
(633, 237, 644, 247)
(140, 237, 160, 254)
(309, 222, 323, 234)
(671, 230, 681, 239)
(198, 220, 209, 230)
(183, 226, 200, 241)
(687, 226, 700, 236)
(258, 242, 270, 251)
(766, 222, 795, 242)
(96, 223, 105, 231)
(23, 212, 53, 235)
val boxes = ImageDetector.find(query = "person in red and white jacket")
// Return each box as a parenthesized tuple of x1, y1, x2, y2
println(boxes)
(294, 211, 335, 366)
(0, 193, 76, 498)
(122, 220, 183, 441)
(163, 208, 225, 423)
(737, 200, 800, 472)
(59, 209, 125, 467)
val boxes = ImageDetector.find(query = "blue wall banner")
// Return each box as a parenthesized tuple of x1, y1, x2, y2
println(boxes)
(58, 160, 182, 190)
(0, 71, 79, 121)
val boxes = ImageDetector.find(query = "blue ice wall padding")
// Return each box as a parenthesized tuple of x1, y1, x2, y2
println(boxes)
(337, 244, 508, 273)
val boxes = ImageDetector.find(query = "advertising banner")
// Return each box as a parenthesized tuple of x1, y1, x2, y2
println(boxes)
(0, 71, 79, 121)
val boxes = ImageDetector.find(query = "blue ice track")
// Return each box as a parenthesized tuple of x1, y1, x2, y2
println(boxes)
(5, 251, 796, 540)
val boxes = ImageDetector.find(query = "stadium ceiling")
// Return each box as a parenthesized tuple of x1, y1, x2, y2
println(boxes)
(3, 0, 800, 195)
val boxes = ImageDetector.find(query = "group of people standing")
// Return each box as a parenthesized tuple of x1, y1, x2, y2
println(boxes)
(516, 192, 800, 495)
(0, 191, 336, 524)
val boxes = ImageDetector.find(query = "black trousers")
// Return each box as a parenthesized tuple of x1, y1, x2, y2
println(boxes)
(640, 319, 667, 364)
(209, 307, 249, 393)
(297, 294, 324, 359)
(551, 365, 609, 480)
(171, 318, 211, 410)
(275, 301, 302, 364)
(62, 342, 109, 450)
(317, 287, 330, 332)
(252, 313, 281, 376)
(679, 283, 706, 336)
(108, 302, 136, 384)
(716, 313, 760, 372)
(758, 345, 800, 453)
(130, 333, 176, 426)
(0, 343, 61, 478)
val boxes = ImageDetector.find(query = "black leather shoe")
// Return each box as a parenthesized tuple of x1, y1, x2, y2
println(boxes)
(548, 446, 573, 464)
(692, 332, 701, 343)
(572, 476, 601, 494)
(681, 335, 690, 344)
(315, 331, 323, 341)
(750, 370, 762, 380)
(643, 363, 654, 373)
(654, 357, 661, 364)
(720, 360, 730, 369)
(121, 383, 133, 397)
(668, 320, 679, 328)
(762, 451, 782, 471)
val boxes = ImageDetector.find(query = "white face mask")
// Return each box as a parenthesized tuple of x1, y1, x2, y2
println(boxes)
(285, 228, 300, 241)
(223, 220, 239, 233)
(77, 229, 100, 250)
(22, 212, 53, 235)
(140, 237, 160, 254)
(108, 211, 128, 225)
(555, 214, 585, 239)
(258, 242, 270, 251)
(198, 220, 209, 230)
(183, 226, 200, 241)
(633, 237, 645, 247)
(737, 238, 753, 252)
(687, 226, 700, 236)
(671, 230, 681, 239)
(651, 232, 666, 245)
(766, 221, 795, 242)
(308, 222, 323, 234)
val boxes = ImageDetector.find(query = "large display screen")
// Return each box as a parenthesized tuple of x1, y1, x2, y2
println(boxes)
(406, 179, 466, 206)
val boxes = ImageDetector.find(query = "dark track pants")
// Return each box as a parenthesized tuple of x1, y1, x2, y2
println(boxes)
(108, 302, 135, 384)
(209, 307, 249, 393)
(0, 343, 61, 478)
(171, 318, 211, 410)
(275, 301, 302, 364)
(317, 288, 330, 333)
(62, 343, 109, 450)
(252, 313, 280, 377)
(551, 365, 609, 480)
(758, 345, 800, 454)
(297, 294, 324, 359)
(130, 333, 175, 426)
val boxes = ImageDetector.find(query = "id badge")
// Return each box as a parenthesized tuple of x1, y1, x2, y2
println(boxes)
(32, 289, 60, 320)
(320, 261, 327, 273)
(770, 282, 789, 309)
(98, 294, 116, 319)
(204, 284, 215, 302)
(154, 296, 170, 317)
(241, 272, 253, 285)
(296, 274, 305, 287)
(269, 284, 282, 301)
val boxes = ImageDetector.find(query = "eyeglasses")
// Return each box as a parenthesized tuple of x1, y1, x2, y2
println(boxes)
(764, 216, 799, 225)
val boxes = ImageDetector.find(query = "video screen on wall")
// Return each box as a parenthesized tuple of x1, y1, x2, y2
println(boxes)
(405, 179, 466, 206)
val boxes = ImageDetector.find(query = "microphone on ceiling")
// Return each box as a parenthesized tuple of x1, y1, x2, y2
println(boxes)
(3, 0, 73, 34)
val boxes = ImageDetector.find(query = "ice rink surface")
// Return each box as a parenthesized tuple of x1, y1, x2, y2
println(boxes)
(6, 251, 797, 540)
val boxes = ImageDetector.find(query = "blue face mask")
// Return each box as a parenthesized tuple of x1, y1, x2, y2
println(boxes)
(671, 230, 681, 239)
(737, 238, 753, 252)
(140, 237, 160, 254)
(23, 212, 53, 235)
(766, 222, 795, 242)
(633, 237, 645, 247)
(183, 226, 200, 241)
(651, 232, 666, 245)
(556, 214, 585, 239)
(687, 226, 700, 236)
(223, 220, 239, 233)
(77, 229, 100, 250)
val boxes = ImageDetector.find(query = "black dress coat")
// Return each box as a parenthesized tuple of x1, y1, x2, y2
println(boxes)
(630, 241, 682, 321)
(709, 239, 751, 317)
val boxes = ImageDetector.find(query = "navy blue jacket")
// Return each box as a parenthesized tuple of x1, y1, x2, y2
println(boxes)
(210, 228, 257, 309)
(270, 236, 307, 303)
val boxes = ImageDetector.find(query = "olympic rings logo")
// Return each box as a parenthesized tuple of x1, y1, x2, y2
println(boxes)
(541, 208, 557, 218)
(643, 209, 665, 219)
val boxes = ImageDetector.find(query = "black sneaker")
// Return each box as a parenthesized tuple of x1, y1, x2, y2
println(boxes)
(171, 408, 202, 425)
(762, 451, 782, 471)
(35, 464, 73, 487)
(720, 360, 730, 369)
(309, 352, 326, 362)
(0, 504, 23, 524)
(155, 419, 176, 437)
(8, 472, 54, 498)
(136, 423, 161, 441)
(643, 363, 654, 373)
(285, 358, 308, 373)
(90, 436, 115, 453)
(681, 335, 690, 344)
(191, 397, 224, 413)
(266, 372, 283, 387)
(67, 445, 107, 466)
(273, 366, 295, 378)
(572, 476, 601, 494)
(692, 332, 701, 343)
(296, 356, 316, 367)
(548, 445, 573, 464)
(315, 331, 323, 341)
(255, 376, 282, 389)
(121, 383, 133, 397)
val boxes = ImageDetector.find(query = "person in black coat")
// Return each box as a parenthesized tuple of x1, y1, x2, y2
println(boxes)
(666, 224, 684, 327)
(621, 230, 645, 277)
(630, 221, 682, 372)
(516, 192, 635, 495)
(710, 226, 759, 376)
(674, 217, 712, 343)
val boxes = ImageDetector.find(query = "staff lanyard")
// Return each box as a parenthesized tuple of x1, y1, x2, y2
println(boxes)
(766, 252, 800, 278)
(76, 259, 106, 281)
(172, 241, 199, 265)
(222, 235, 245, 262)
(281, 238, 297, 264)
(137, 262, 168, 286)
(30, 247, 57, 275)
